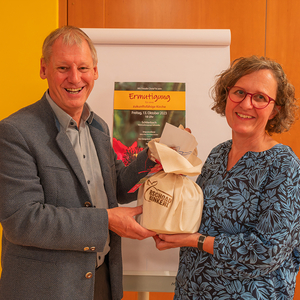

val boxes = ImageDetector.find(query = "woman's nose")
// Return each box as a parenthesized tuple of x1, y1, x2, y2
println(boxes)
(240, 93, 254, 108)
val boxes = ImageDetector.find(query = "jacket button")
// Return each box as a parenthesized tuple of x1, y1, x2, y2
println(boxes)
(84, 247, 90, 251)
(84, 202, 92, 207)
(85, 272, 93, 279)
(90, 247, 96, 251)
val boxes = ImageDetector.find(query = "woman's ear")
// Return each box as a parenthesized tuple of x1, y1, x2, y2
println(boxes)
(269, 105, 281, 120)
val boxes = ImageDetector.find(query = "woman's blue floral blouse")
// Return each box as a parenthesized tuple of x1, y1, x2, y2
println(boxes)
(175, 140, 300, 300)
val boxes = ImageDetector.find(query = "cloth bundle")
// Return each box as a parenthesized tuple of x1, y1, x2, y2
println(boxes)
(137, 137, 204, 234)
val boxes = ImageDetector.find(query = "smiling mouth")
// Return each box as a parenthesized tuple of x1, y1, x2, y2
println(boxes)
(65, 87, 83, 94)
(236, 112, 254, 119)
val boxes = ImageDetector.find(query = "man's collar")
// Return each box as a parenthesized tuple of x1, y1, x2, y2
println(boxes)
(46, 90, 94, 129)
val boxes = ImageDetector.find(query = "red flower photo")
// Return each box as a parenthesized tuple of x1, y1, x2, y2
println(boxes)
(113, 138, 144, 166)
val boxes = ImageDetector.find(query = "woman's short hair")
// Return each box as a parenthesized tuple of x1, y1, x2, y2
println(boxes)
(42, 26, 98, 66)
(211, 55, 298, 134)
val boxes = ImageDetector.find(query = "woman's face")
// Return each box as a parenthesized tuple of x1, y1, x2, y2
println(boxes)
(225, 69, 278, 139)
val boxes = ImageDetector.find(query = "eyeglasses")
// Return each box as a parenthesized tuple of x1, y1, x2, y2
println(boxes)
(227, 86, 275, 109)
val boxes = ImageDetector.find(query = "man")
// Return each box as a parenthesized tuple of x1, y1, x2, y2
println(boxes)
(0, 26, 156, 300)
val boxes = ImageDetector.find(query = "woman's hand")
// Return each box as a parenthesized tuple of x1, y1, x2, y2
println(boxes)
(154, 232, 215, 254)
(153, 232, 200, 250)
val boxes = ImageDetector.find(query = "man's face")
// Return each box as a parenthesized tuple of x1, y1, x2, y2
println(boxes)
(40, 36, 98, 121)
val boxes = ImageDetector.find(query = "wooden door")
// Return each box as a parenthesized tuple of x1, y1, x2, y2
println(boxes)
(64, 0, 266, 61)
(60, 1, 300, 299)
(266, 0, 300, 156)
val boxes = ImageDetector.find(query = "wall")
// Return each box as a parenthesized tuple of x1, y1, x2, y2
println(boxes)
(65, 0, 300, 159)
(63, 1, 300, 299)
(266, 0, 300, 155)
(0, 0, 58, 274)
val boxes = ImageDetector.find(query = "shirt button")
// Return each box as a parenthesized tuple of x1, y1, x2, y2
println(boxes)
(83, 155, 86, 158)
(84, 202, 92, 207)
(87, 180, 90, 184)
(85, 272, 93, 279)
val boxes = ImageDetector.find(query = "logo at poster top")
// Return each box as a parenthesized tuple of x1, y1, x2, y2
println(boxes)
(144, 180, 172, 208)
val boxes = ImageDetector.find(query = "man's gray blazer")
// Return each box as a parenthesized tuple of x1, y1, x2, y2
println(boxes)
(0, 93, 154, 300)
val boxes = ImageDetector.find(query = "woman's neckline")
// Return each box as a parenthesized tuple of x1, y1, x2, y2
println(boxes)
(225, 140, 282, 172)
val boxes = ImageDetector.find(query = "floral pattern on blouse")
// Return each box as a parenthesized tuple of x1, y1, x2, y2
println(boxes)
(174, 141, 300, 300)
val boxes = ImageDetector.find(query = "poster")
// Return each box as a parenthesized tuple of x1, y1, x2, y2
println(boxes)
(113, 82, 186, 165)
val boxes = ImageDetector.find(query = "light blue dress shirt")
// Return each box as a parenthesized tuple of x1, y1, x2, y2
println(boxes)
(46, 91, 110, 267)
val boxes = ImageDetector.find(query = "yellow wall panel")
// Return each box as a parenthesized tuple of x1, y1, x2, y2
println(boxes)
(1, 1, 58, 121)
(1, 0, 58, 275)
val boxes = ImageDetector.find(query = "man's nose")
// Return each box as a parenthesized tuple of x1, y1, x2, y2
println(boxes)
(68, 66, 80, 84)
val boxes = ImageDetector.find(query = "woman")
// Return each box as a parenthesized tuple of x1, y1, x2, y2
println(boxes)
(154, 56, 300, 299)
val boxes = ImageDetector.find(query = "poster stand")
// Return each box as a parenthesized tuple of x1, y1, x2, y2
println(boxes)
(83, 28, 231, 295)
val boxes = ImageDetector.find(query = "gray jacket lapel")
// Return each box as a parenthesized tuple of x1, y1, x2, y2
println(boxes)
(88, 120, 116, 205)
(54, 117, 91, 202)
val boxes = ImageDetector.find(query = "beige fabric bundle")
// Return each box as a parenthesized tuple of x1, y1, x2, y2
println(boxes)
(137, 140, 203, 234)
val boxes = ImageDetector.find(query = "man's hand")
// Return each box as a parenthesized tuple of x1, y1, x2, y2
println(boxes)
(107, 205, 156, 240)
